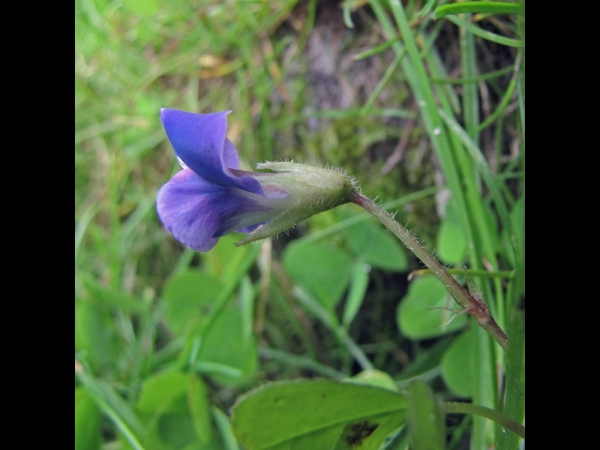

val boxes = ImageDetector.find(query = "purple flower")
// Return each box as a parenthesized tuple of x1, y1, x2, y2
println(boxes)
(157, 109, 354, 251)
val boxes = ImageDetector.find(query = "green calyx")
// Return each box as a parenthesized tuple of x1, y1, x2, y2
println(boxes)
(236, 162, 356, 246)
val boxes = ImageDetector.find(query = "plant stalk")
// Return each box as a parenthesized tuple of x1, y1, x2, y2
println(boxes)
(442, 401, 525, 440)
(351, 190, 508, 351)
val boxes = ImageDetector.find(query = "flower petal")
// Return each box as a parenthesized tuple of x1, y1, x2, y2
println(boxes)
(157, 169, 276, 251)
(160, 108, 263, 195)
(223, 139, 240, 169)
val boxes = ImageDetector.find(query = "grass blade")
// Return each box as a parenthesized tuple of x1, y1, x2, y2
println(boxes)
(445, 15, 524, 47)
(435, 1, 525, 18)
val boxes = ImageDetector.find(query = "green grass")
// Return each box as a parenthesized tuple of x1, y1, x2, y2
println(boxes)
(75, 1, 524, 449)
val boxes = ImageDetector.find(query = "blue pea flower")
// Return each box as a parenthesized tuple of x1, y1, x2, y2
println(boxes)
(157, 108, 354, 251)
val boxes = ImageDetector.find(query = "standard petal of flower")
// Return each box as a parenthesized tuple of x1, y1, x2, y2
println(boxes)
(160, 109, 263, 195)
(157, 169, 276, 251)
(223, 139, 240, 169)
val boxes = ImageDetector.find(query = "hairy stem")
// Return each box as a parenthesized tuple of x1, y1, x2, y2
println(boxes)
(351, 190, 508, 351)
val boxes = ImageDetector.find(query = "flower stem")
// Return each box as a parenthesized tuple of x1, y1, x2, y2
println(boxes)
(441, 402, 525, 440)
(351, 190, 508, 351)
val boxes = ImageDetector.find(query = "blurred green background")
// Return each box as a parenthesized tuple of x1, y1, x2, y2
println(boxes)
(75, 1, 524, 449)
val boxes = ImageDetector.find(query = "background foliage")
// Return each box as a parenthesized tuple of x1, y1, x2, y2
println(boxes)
(75, 1, 524, 449)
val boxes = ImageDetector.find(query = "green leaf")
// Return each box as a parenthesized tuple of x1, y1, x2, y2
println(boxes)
(163, 271, 257, 385)
(441, 329, 473, 398)
(81, 277, 146, 313)
(75, 302, 118, 372)
(76, 370, 145, 448)
(136, 370, 217, 449)
(503, 195, 524, 269)
(396, 337, 454, 385)
(194, 300, 257, 385)
(206, 233, 253, 282)
(293, 286, 336, 329)
(137, 370, 189, 414)
(436, 199, 467, 264)
(212, 407, 240, 450)
(283, 242, 353, 310)
(435, 1, 524, 19)
(445, 15, 524, 47)
(343, 218, 408, 271)
(75, 387, 102, 450)
(232, 380, 407, 450)
(496, 309, 525, 450)
(406, 381, 445, 450)
(163, 271, 223, 336)
(156, 413, 197, 448)
(350, 369, 399, 392)
(342, 260, 370, 327)
(188, 375, 213, 443)
(512, 196, 524, 246)
(337, 411, 407, 450)
(397, 277, 467, 340)
(437, 220, 468, 264)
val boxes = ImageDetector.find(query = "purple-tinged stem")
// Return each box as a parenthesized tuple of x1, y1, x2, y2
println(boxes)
(351, 190, 508, 351)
